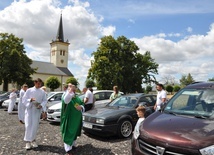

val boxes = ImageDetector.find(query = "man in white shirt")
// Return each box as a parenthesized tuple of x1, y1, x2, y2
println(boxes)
(154, 83, 167, 111)
(84, 87, 94, 112)
(22, 78, 47, 150)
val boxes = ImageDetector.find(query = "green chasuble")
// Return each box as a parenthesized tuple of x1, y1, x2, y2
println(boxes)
(60, 95, 84, 145)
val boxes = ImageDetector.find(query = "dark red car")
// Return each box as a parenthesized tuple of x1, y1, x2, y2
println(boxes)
(131, 82, 214, 155)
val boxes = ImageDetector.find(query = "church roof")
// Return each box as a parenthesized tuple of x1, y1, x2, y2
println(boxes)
(56, 13, 64, 42)
(31, 61, 73, 76)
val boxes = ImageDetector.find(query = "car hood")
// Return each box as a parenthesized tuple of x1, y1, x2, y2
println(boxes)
(48, 102, 62, 110)
(141, 111, 214, 149)
(83, 106, 132, 118)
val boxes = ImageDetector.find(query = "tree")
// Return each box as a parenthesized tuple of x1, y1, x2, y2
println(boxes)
(0, 33, 35, 91)
(179, 73, 195, 87)
(166, 85, 173, 94)
(45, 76, 61, 91)
(208, 77, 214, 81)
(88, 35, 158, 93)
(173, 85, 181, 92)
(66, 77, 79, 87)
(85, 79, 95, 88)
(146, 85, 152, 94)
(161, 75, 176, 85)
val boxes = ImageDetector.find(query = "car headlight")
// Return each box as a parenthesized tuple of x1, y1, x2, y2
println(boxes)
(200, 145, 214, 155)
(55, 109, 61, 112)
(82, 115, 85, 121)
(96, 118, 104, 124)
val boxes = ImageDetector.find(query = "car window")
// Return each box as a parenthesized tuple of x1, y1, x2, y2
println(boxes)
(94, 92, 105, 101)
(165, 89, 214, 118)
(139, 96, 155, 106)
(105, 92, 113, 99)
(51, 93, 63, 101)
(109, 96, 137, 108)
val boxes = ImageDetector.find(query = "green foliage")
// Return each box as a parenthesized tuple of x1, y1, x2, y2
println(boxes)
(146, 85, 152, 93)
(208, 77, 214, 81)
(45, 76, 61, 91)
(166, 85, 173, 94)
(0, 33, 35, 91)
(85, 79, 95, 88)
(66, 77, 79, 87)
(88, 35, 158, 93)
(179, 73, 195, 87)
(173, 85, 181, 92)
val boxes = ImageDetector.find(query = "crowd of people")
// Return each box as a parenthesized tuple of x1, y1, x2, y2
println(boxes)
(6, 78, 166, 155)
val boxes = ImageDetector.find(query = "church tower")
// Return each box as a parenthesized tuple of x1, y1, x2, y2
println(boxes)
(50, 14, 70, 68)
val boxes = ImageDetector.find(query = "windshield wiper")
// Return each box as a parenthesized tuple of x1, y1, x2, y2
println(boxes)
(164, 110, 177, 116)
(194, 115, 209, 119)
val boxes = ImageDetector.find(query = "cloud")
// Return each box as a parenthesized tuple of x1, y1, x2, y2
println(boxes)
(132, 23, 214, 82)
(186, 27, 193, 33)
(0, 0, 112, 88)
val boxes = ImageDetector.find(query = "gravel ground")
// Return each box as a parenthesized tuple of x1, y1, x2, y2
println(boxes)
(0, 108, 131, 155)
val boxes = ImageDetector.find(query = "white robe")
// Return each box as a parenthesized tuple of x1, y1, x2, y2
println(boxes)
(8, 92, 17, 113)
(18, 89, 26, 122)
(23, 86, 47, 142)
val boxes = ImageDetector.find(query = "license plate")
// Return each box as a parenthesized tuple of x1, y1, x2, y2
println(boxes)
(83, 122, 92, 129)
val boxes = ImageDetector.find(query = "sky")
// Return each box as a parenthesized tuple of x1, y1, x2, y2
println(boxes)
(0, 0, 214, 89)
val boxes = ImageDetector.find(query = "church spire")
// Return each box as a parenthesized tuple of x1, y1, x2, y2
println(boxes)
(56, 13, 64, 42)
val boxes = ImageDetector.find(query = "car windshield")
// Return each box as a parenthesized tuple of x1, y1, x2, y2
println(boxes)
(108, 96, 138, 108)
(47, 92, 55, 98)
(164, 88, 214, 119)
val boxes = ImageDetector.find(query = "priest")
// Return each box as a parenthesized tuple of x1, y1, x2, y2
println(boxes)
(60, 84, 85, 155)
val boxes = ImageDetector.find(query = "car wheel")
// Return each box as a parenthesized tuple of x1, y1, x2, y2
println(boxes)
(117, 119, 133, 138)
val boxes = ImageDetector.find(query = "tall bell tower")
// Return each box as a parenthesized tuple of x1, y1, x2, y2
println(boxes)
(50, 14, 70, 68)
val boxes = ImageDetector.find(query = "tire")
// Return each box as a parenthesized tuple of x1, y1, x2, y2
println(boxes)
(117, 119, 133, 138)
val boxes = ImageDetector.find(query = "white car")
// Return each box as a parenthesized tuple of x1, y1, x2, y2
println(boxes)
(47, 90, 122, 122)
(46, 102, 62, 122)
(46, 91, 64, 108)
(2, 98, 20, 110)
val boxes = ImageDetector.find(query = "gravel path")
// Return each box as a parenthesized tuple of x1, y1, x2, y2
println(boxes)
(0, 108, 131, 155)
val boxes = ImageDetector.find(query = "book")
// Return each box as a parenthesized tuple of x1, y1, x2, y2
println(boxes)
(31, 100, 41, 107)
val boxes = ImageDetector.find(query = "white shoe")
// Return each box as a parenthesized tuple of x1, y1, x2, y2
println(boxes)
(25, 142, 31, 150)
(31, 141, 38, 148)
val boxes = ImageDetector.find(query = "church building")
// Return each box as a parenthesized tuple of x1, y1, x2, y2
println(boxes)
(31, 14, 73, 91)
(1, 14, 73, 91)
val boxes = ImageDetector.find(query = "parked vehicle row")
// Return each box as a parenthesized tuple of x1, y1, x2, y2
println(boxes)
(47, 90, 120, 122)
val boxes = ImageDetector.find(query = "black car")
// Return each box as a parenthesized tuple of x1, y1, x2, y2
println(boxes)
(82, 93, 156, 138)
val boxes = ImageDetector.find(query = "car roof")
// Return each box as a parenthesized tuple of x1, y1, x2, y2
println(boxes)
(92, 90, 114, 93)
(185, 81, 214, 89)
(122, 93, 145, 98)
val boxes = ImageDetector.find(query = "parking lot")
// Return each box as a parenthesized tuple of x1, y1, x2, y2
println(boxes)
(0, 108, 131, 155)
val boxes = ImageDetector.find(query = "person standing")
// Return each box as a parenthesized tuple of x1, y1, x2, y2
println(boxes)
(60, 84, 85, 155)
(133, 105, 146, 139)
(18, 84, 28, 124)
(154, 83, 167, 111)
(110, 86, 121, 102)
(84, 87, 94, 112)
(22, 78, 47, 150)
(8, 88, 17, 114)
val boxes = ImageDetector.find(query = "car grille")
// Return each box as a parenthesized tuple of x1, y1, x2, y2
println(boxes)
(138, 138, 186, 155)
(47, 109, 54, 114)
(84, 116, 96, 123)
